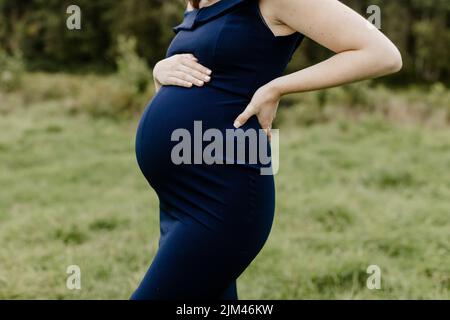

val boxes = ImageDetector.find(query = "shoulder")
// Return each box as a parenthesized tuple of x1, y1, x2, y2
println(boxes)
(261, 0, 335, 20)
(259, 0, 302, 22)
(259, 0, 299, 34)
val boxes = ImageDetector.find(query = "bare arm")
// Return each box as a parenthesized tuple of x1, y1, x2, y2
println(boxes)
(268, 0, 402, 94)
(234, 0, 402, 133)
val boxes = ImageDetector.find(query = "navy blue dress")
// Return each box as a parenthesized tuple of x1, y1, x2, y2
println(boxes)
(132, 0, 303, 300)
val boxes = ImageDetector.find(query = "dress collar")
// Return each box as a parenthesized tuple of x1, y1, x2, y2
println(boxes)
(173, 0, 248, 33)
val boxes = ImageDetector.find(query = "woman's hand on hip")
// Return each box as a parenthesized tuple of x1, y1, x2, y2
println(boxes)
(153, 54, 212, 89)
(233, 83, 282, 140)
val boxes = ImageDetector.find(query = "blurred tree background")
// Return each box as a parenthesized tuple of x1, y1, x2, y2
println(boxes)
(0, 1, 449, 300)
(0, 0, 449, 83)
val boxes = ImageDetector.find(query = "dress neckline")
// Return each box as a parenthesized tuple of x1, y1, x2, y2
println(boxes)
(198, 0, 222, 11)
(184, 1, 221, 14)
(175, 0, 249, 33)
(186, 0, 244, 14)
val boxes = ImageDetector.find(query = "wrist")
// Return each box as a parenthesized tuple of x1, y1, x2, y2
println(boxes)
(266, 78, 284, 99)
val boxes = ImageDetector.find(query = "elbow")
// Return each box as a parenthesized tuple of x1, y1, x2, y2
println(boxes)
(380, 45, 403, 75)
(386, 47, 403, 74)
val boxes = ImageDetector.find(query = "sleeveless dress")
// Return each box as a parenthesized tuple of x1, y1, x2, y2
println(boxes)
(132, 0, 303, 299)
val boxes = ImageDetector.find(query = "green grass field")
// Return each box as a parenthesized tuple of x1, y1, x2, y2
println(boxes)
(0, 92, 449, 299)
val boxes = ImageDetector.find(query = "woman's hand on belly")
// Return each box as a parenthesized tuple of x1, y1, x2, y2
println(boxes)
(233, 82, 281, 141)
(153, 54, 212, 91)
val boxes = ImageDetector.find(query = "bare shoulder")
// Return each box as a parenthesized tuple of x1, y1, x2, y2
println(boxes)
(258, 0, 297, 36)
(262, 0, 316, 23)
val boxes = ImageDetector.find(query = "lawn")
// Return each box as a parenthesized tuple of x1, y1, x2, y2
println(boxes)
(0, 95, 449, 299)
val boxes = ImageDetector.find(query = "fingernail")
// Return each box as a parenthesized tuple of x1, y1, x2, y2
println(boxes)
(205, 76, 211, 81)
(206, 69, 212, 75)
(233, 121, 242, 129)
(198, 81, 204, 86)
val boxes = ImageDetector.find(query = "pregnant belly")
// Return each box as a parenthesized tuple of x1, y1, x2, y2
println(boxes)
(135, 85, 269, 188)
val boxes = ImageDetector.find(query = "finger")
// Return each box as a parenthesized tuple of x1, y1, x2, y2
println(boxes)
(178, 65, 211, 83)
(180, 53, 198, 61)
(172, 71, 204, 86)
(233, 104, 257, 128)
(182, 58, 212, 75)
(263, 127, 272, 142)
(166, 76, 193, 88)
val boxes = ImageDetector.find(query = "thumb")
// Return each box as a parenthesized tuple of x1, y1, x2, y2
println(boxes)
(233, 104, 256, 129)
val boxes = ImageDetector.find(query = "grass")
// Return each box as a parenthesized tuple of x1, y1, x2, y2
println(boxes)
(0, 82, 449, 299)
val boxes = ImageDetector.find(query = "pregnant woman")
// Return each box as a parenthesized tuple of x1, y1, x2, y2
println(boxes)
(132, 0, 402, 300)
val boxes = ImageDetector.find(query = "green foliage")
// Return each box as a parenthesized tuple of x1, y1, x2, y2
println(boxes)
(6, 72, 447, 124)
(276, 80, 450, 128)
(413, 16, 450, 81)
(76, 77, 140, 118)
(10, 33, 155, 119)
(0, 0, 182, 71)
(115, 35, 152, 94)
(0, 49, 24, 91)
(333, 0, 450, 83)
(0, 0, 449, 83)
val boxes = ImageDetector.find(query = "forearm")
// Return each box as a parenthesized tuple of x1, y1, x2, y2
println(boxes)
(270, 48, 402, 97)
